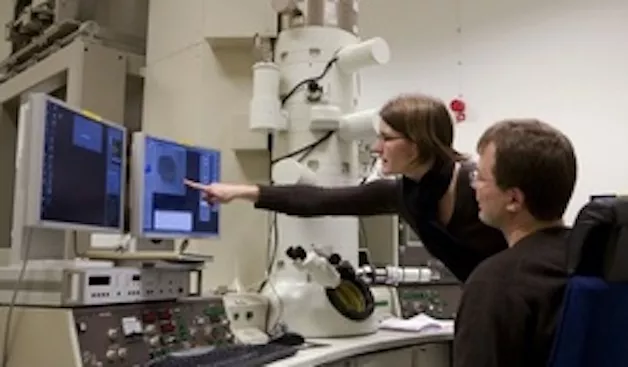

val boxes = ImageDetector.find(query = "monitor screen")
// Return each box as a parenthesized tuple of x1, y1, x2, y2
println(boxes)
(133, 133, 220, 238)
(34, 96, 125, 230)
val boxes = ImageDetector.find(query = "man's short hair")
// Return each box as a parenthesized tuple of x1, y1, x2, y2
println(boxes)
(477, 119, 577, 221)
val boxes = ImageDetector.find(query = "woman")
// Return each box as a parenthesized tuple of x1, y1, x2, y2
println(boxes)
(186, 93, 508, 282)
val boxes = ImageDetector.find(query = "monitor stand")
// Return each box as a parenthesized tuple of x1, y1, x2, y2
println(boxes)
(80, 236, 214, 264)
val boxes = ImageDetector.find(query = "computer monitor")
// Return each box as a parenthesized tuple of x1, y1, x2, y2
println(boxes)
(131, 132, 221, 239)
(19, 93, 126, 232)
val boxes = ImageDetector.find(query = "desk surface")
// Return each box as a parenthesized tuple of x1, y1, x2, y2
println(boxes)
(267, 329, 454, 367)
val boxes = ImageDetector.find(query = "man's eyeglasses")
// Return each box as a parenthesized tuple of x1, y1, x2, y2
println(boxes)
(469, 168, 495, 184)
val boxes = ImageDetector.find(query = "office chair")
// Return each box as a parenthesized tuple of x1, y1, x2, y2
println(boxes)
(548, 197, 628, 367)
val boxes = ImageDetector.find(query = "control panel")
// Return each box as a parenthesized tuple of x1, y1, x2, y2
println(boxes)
(73, 296, 233, 366)
(397, 284, 462, 319)
(397, 220, 462, 320)
(0, 266, 200, 307)
(74, 267, 196, 306)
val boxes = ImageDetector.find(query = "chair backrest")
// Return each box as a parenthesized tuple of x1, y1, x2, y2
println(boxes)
(548, 197, 628, 367)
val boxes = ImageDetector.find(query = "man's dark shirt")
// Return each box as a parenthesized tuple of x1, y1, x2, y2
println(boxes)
(454, 226, 570, 367)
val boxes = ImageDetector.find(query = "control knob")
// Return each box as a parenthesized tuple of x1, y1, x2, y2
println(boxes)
(105, 350, 117, 361)
(149, 336, 160, 347)
(145, 324, 157, 334)
(117, 348, 127, 359)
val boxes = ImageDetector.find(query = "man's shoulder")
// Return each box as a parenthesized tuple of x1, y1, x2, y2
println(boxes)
(466, 227, 570, 286)
(466, 249, 520, 284)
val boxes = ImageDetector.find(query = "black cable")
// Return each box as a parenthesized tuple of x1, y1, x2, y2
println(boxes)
(270, 54, 339, 166)
(359, 157, 378, 185)
(263, 12, 284, 286)
(280, 56, 338, 106)
(271, 131, 334, 165)
(265, 133, 278, 278)
(2, 228, 32, 367)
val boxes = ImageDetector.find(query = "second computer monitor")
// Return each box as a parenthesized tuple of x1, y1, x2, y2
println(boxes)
(131, 133, 221, 239)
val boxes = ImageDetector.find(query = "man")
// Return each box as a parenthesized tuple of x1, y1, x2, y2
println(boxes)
(454, 119, 578, 367)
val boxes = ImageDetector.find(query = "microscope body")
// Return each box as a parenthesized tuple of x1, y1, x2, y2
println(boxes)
(251, 1, 390, 338)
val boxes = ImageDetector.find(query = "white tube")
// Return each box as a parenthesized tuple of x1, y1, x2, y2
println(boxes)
(310, 105, 342, 131)
(249, 62, 283, 131)
(272, 159, 318, 185)
(378, 266, 433, 285)
(338, 108, 379, 141)
(336, 37, 391, 74)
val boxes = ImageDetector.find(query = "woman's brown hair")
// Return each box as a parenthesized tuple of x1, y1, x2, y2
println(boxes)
(379, 93, 466, 164)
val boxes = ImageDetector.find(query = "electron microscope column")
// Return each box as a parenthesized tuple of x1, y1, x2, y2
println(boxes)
(272, 0, 362, 277)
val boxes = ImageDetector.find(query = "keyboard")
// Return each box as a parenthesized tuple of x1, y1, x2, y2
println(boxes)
(146, 343, 299, 367)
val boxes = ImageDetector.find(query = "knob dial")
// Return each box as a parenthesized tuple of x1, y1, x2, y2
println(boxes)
(117, 348, 127, 359)
(77, 322, 87, 332)
(105, 350, 116, 361)
(149, 336, 160, 347)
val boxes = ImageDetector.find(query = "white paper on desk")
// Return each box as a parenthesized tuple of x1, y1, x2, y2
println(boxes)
(379, 313, 454, 333)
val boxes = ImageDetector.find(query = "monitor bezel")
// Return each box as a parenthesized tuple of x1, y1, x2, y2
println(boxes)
(23, 93, 127, 234)
(130, 132, 221, 239)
